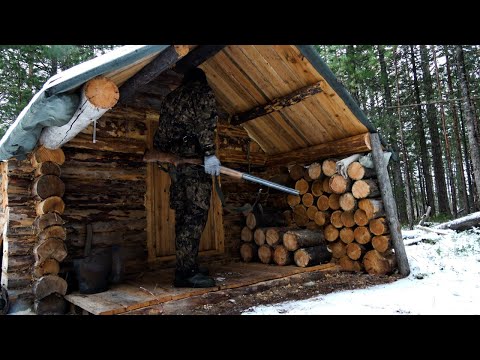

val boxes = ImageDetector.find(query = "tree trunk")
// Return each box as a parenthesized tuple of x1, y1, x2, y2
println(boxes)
(283, 229, 325, 251)
(436, 211, 480, 231)
(456, 45, 480, 209)
(445, 45, 470, 214)
(393, 46, 414, 228)
(294, 245, 331, 267)
(433, 45, 457, 218)
(419, 45, 451, 217)
(409, 45, 436, 216)
(377, 45, 408, 223)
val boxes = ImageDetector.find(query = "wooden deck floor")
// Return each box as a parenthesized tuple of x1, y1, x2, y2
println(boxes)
(65, 262, 338, 315)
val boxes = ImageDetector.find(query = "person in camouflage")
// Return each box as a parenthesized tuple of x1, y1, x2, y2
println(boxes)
(153, 67, 220, 288)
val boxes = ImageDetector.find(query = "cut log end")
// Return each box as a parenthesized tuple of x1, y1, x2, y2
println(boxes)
(363, 250, 396, 275)
(258, 245, 274, 264)
(241, 226, 253, 242)
(240, 243, 258, 263)
(33, 275, 68, 300)
(273, 245, 293, 266)
(294, 245, 331, 267)
(307, 162, 322, 180)
(84, 76, 120, 109)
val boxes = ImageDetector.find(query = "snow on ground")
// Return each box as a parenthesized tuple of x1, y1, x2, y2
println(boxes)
(243, 227, 480, 315)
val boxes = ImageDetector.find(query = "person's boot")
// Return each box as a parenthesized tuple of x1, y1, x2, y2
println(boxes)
(193, 263, 209, 276)
(174, 270, 216, 288)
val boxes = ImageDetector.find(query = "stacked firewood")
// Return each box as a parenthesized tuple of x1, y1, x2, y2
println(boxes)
(239, 207, 331, 268)
(285, 156, 396, 275)
(30, 146, 68, 314)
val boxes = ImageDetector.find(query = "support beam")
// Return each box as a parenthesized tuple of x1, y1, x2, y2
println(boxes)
(174, 45, 225, 74)
(119, 46, 186, 104)
(230, 81, 324, 126)
(370, 132, 410, 276)
(266, 133, 371, 167)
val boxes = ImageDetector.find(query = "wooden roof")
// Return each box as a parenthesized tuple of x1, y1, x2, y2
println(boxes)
(199, 45, 374, 156)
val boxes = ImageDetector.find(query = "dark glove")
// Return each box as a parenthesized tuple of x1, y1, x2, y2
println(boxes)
(204, 155, 221, 176)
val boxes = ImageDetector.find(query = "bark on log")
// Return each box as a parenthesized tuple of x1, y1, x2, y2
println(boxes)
(33, 275, 68, 300)
(33, 259, 60, 277)
(38, 225, 66, 242)
(36, 196, 65, 216)
(346, 243, 367, 260)
(307, 162, 322, 180)
(358, 198, 385, 219)
(328, 193, 341, 210)
(34, 161, 61, 177)
(372, 235, 391, 253)
(40, 76, 119, 149)
(347, 161, 376, 180)
(354, 226, 371, 244)
(369, 217, 389, 236)
(283, 229, 325, 251)
(254, 228, 266, 246)
(31, 146, 65, 166)
(305, 221, 319, 230)
(34, 238, 67, 263)
(317, 195, 330, 211)
(339, 227, 355, 244)
(322, 159, 338, 177)
(293, 205, 309, 227)
(258, 244, 274, 264)
(295, 178, 309, 195)
(294, 245, 331, 267)
(240, 242, 258, 263)
(241, 226, 253, 242)
(311, 180, 323, 197)
(314, 211, 329, 226)
(352, 179, 380, 199)
(32, 175, 65, 200)
(324, 224, 339, 242)
(339, 193, 357, 212)
(363, 250, 396, 275)
(306, 206, 318, 220)
(339, 256, 363, 272)
(354, 209, 369, 226)
(340, 210, 356, 228)
(273, 245, 293, 266)
(302, 193, 314, 207)
(328, 240, 347, 259)
(330, 210, 344, 229)
(33, 213, 64, 233)
(329, 174, 351, 194)
(34, 293, 67, 315)
(289, 164, 305, 181)
(287, 194, 301, 207)
(435, 211, 480, 231)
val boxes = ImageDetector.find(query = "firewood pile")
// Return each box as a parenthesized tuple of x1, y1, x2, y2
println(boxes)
(239, 154, 397, 275)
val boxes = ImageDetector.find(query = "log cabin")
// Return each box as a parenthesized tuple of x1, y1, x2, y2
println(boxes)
(0, 45, 409, 315)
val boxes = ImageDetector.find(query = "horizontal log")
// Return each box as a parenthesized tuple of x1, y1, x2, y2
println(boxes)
(369, 217, 389, 236)
(267, 133, 372, 167)
(241, 226, 253, 242)
(307, 162, 322, 180)
(32, 175, 65, 200)
(3, 236, 36, 256)
(34, 161, 61, 177)
(288, 164, 304, 181)
(302, 193, 314, 207)
(240, 242, 258, 263)
(329, 174, 351, 194)
(230, 81, 324, 125)
(306, 206, 318, 220)
(314, 211, 329, 226)
(63, 133, 145, 154)
(65, 230, 146, 248)
(311, 180, 323, 197)
(339, 193, 356, 212)
(372, 235, 391, 253)
(354, 226, 371, 244)
(322, 159, 338, 177)
(33, 259, 60, 277)
(352, 179, 380, 199)
(347, 161, 376, 180)
(30, 146, 65, 166)
(339, 256, 362, 272)
(324, 224, 339, 242)
(316, 195, 330, 211)
(33, 275, 67, 300)
(330, 210, 344, 229)
(258, 244, 274, 264)
(340, 210, 356, 228)
(253, 228, 266, 246)
(354, 209, 369, 226)
(293, 205, 309, 227)
(339, 227, 355, 244)
(346, 243, 367, 261)
(61, 165, 146, 182)
(1, 271, 32, 289)
(218, 148, 266, 165)
(294, 245, 331, 267)
(2, 254, 34, 273)
(38, 226, 66, 242)
(283, 229, 325, 251)
(328, 193, 341, 210)
(33, 213, 65, 233)
(328, 241, 347, 259)
(34, 238, 67, 263)
(36, 196, 65, 216)
(34, 293, 67, 315)
(363, 250, 396, 275)
(358, 198, 385, 220)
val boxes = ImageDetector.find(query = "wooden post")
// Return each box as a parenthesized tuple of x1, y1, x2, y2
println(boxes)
(370, 133, 410, 276)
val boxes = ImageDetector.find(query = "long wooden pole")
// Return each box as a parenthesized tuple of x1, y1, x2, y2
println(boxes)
(370, 133, 410, 276)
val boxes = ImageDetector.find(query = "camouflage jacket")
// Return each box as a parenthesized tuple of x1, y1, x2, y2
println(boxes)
(153, 80, 218, 157)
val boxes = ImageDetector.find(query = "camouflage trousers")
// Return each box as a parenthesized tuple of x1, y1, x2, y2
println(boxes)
(169, 164, 211, 276)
